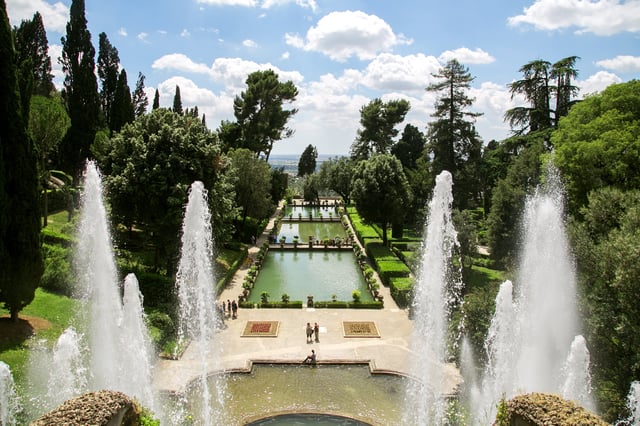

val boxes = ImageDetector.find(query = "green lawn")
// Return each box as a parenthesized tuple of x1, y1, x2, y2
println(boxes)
(0, 288, 77, 386)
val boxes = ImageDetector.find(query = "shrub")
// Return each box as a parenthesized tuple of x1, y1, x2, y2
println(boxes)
(352, 289, 361, 303)
(389, 276, 414, 308)
(40, 243, 73, 296)
(258, 301, 303, 308)
(376, 260, 411, 285)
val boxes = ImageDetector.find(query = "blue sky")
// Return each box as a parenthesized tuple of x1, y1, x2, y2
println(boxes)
(6, 0, 640, 155)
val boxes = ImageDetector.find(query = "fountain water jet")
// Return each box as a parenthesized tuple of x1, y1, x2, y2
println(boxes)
(0, 361, 19, 426)
(618, 381, 640, 425)
(467, 165, 593, 423)
(404, 170, 463, 425)
(561, 335, 594, 410)
(46, 327, 86, 409)
(29, 162, 155, 409)
(175, 181, 226, 425)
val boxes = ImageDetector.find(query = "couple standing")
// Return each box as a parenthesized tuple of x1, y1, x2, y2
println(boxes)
(306, 322, 320, 343)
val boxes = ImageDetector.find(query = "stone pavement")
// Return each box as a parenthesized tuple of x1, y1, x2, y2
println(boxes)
(152, 200, 462, 396)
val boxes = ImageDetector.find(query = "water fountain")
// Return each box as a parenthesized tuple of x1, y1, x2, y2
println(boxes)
(404, 170, 463, 425)
(0, 361, 19, 426)
(46, 327, 86, 409)
(625, 381, 640, 425)
(175, 181, 226, 425)
(467, 165, 593, 423)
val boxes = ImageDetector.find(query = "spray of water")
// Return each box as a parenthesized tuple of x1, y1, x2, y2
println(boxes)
(0, 361, 19, 426)
(404, 170, 463, 425)
(46, 327, 86, 409)
(175, 181, 226, 425)
(466, 164, 593, 423)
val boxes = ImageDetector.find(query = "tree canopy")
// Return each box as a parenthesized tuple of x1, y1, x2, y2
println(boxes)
(319, 156, 354, 205)
(298, 144, 317, 177)
(553, 80, 640, 215)
(59, 0, 99, 180)
(231, 69, 298, 161)
(351, 154, 412, 245)
(350, 98, 410, 161)
(426, 59, 483, 210)
(96, 108, 236, 274)
(0, 0, 44, 320)
(12, 11, 54, 97)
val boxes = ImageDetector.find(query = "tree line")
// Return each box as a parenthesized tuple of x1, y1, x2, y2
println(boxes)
(1, 0, 639, 420)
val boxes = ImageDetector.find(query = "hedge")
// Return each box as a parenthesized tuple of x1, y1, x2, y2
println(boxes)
(312, 301, 383, 309)
(257, 301, 304, 308)
(216, 245, 248, 293)
(389, 276, 414, 308)
(376, 259, 411, 285)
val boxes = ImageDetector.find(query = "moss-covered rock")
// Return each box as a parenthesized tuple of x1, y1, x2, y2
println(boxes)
(503, 392, 607, 426)
(31, 390, 139, 426)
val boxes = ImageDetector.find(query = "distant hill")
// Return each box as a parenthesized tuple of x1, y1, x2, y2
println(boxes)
(268, 154, 345, 175)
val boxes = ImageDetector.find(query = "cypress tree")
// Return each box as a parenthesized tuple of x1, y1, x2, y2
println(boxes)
(132, 71, 148, 117)
(59, 0, 99, 179)
(97, 32, 120, 128)
(13, 11, 54, 97)
(152, 88, 160, 110)
(110, 68, 134, 133)
(0, 0, 44, 321)
(172, 85, 183, 115)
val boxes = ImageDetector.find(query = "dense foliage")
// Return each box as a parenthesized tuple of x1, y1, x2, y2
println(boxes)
(95, 108, 236, 274)
(0, 0, 44, 320)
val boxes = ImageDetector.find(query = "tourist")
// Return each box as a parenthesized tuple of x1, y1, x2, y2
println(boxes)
(314, 322, 320, 342)
(303, 349, 316, 365)
(227, 299, 231, 318)
(306, 322, 313, 343)
(231, 299, 238, 319)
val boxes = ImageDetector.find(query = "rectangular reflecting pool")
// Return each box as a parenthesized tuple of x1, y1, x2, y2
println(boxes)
(284, 205, 337, 219)
(278, 222, 346, 243)
(249, 251, 372, 303)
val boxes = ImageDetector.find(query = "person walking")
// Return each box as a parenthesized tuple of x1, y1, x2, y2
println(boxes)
(306, 322, 313, 343)
(231, 299, 238, 319)
(314, 322, 320, 342)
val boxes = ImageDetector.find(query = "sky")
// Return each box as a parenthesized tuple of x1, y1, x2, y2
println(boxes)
(6, 0, 640, 156)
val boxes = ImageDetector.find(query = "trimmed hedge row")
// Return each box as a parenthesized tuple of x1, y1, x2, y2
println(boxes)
(237, 300, 384, 309)
(347, 207, 379, 240)
(389, 276, 414, 308)
(376, 260, 411, 286)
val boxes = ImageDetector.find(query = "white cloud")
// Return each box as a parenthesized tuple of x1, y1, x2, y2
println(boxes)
(359, 53, 442, 93)
(261, 0, 317, 12)
(243, 39, 258, 48)
(577, 71, 623, 96)
(595, 55, 640, 73)
(438, 47, 495, 65)
(156, 76, 235, 123)
(195, 0, 316, 9)
(280, 51, 290, 60)
(196, 0, 257, 6)
(152, 53, 212, 74)
(286, 10, 413, 61)
(508, 0, 640, 36)
(181, 29, 191, 37)
(137, 32, 149, 43)
(152, 54, 304, 93)
(6, 0, 68, 33)
(118, 27, 128, 37)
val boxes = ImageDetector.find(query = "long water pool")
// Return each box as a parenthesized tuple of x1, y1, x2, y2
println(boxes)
(277, 222, 346, 243)
(249, 251, 372, 303)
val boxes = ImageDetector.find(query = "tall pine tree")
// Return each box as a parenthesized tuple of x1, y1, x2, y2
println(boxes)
(132, 71, 148, 117)
(0, 0, 44, 321)
(13, 11, 54, 96)
(152, 88, 160, 110)
(110, 68, 134, 133)
(426, 59, 483, 210)
(97, 32, 120, 128)
(172, 85, 183, 115)
(59, 0, 99, 179)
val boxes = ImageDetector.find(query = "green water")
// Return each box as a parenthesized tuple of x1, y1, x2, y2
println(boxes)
(249, 251, 372, 303)
(186, 364, 406, 425)
(277, 222, 346, 243)
(284, 205, 337, 219)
